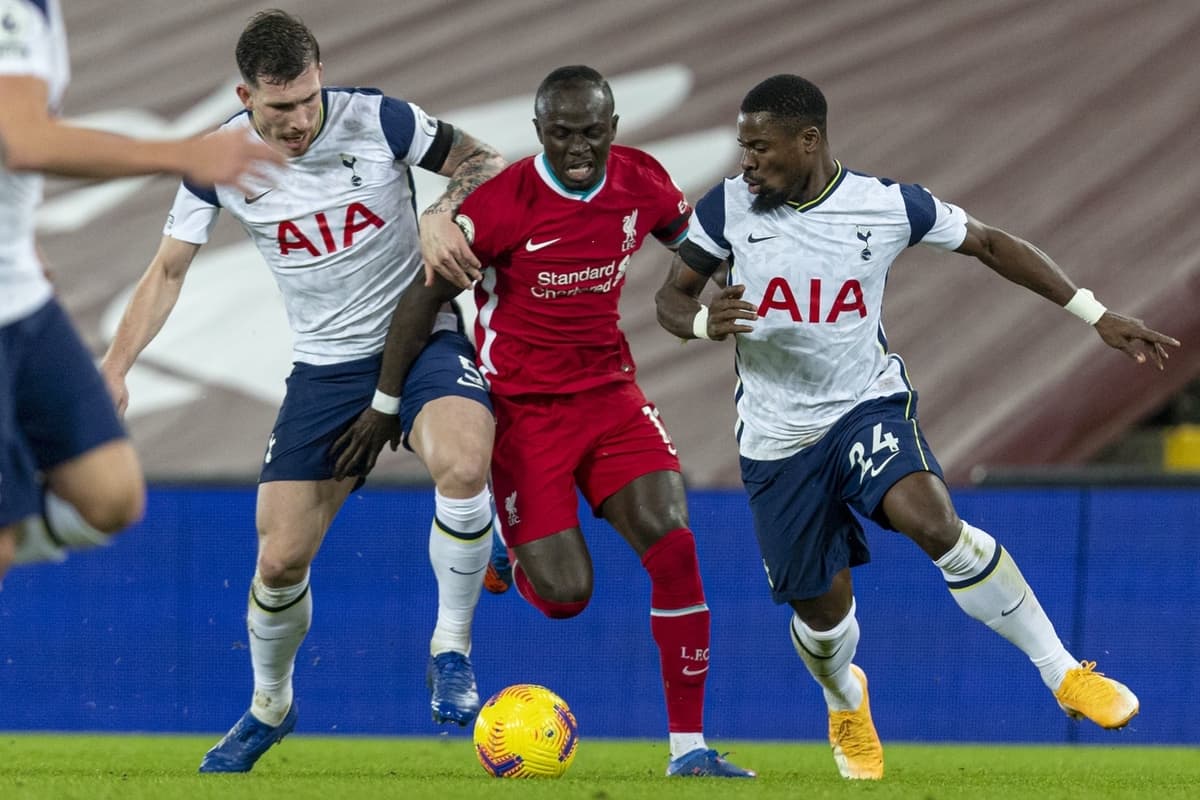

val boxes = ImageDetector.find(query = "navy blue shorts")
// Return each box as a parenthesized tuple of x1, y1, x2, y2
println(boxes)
(260, 330, 491, 484)
(0, 299, 126, 526)
(739, 391, 943, 604)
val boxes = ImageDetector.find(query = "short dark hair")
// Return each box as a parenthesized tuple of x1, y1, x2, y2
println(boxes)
(235, 9, 320, 86)
(535, 65, 613, 117)
(740, 74, 827, 134)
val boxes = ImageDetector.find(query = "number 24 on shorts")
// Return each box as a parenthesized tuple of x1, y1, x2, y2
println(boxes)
(848, 423, 900, 484)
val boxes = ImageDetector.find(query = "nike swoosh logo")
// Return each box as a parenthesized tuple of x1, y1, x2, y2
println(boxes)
(449, 565, 487, 576)
(868, 452, 899, 478)
(525, 237, 561, 252)
(681, 664, 709, 676)
(747, 233, 778, 243)
(244, 189, 273, 204)
(1000, 590, 1027, 617)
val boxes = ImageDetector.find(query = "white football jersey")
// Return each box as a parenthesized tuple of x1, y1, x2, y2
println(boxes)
(165, 88, 443, 365)
(687, 162, 968, 461)
(0, 0, 70, 326)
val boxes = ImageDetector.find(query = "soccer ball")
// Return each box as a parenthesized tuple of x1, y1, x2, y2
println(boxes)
(473, 684, 579, 778)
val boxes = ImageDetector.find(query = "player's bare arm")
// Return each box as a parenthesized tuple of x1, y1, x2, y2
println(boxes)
(956, 216, 1179, 369)
(99, 237, 201, 417)
(0, 76, 281, 191)
(419, 127, 504, 289)
(331, 272, 463, 480)
(655, 251, 756, 341)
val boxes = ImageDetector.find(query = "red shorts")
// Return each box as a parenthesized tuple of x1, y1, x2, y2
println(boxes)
(490, 381, 681, 546)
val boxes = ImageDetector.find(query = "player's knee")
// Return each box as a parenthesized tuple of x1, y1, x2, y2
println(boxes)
(433, 454, 491, 497)
(516, 565, 591, 618)
(79, 484, 145, 535)
(900, 511, 962, 555)
(255, 552, 312, 587)
(539, 573, 592, 608)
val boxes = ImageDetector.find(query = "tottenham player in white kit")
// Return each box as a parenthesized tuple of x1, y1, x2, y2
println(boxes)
(0, 0, 279, 578)
(657, 75, 1179, 781)
(99, 11, 504, 772)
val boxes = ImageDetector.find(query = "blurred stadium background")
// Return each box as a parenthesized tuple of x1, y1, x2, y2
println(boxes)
(42, 0, 1200, 486)
(3, 0, 1197, 744)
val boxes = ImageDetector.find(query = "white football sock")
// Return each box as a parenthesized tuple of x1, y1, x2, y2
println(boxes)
(247, 572, 311, 726)
(12, 516, 67, 564)
(936, 521, 1078, 691)
(428, 487, 492, 656)
(669, 732, 707, 760)
(12, 491, 110, 564)
(43, 491, 111, 548)
(790, 600, 863, 711)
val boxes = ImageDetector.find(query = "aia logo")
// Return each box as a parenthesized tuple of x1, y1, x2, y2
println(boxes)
(757, 277, 867, 323)
(277, 202, 385, 256)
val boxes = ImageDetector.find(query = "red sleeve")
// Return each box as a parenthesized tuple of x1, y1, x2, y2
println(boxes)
(646, 158, 691, 247)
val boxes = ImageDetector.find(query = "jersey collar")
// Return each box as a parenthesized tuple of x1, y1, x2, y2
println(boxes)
(786, 159, 844, 213)
(535, 153, 607, 202)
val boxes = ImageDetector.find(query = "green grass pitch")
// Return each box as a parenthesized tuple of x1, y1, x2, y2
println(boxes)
(2, 734, 1197, 799)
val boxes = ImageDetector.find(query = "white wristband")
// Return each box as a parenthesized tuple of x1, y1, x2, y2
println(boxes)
(692, 305, 711, 340)
(1063, 288, 1107, 325)
(371, 389, 400, 415)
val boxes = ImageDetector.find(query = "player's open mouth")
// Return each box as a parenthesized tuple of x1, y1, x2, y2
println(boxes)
(281, 132, 309, 152)
(565, 162, 593, 182)
(743, 175, 762, 194)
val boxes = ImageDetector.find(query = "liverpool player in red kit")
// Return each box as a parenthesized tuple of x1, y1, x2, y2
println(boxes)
(333, 65, 754, 779)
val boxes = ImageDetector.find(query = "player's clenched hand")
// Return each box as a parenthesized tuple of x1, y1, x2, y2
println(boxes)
(331, 408, 401, 480)
(182, 128, 285, 195)
(1094, 312, 1180, 371)
(707, 284, 758, 340)
(420, 210, 481, 289)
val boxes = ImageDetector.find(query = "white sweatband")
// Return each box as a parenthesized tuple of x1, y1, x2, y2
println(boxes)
(371, 389, 400, 415)
(1063, 288, 1107, 325)
(692, 305, 711, 340)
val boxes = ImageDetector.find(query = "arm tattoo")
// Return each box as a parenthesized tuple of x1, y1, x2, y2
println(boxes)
(422, 129, 504, 217)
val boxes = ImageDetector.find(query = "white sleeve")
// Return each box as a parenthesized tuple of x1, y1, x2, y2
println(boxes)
(0, 0, 51, 80)
(406, 103, 441, 166)
(162, 183, 219, 245)
(921, 195, 969, 252)
(378, 96, 441, 166)
(687, 182, 733, 260)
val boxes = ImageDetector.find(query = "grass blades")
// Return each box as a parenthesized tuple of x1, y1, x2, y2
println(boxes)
(1, 734, 1198, 800)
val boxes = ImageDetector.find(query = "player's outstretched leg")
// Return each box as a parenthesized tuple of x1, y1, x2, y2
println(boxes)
(426, 651, 480, 726)
(1054, 661, 1140, 729)
(199, 704, 298, 773)
(935, 522, 1139, 729)
(483, 525, 512, 594)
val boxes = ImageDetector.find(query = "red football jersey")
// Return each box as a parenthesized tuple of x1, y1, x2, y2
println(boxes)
(458, 144, 690, 397)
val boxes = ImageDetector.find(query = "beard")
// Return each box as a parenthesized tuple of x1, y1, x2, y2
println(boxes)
(750, 186, 792, 214)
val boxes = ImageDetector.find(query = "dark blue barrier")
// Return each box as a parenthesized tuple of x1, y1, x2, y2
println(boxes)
(0, 486, 1195, 744)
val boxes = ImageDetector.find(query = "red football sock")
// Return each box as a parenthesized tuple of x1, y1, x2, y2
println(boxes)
(642, 528, 710, 733)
